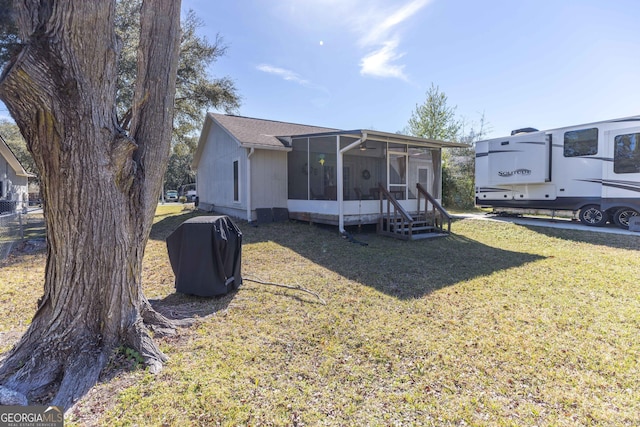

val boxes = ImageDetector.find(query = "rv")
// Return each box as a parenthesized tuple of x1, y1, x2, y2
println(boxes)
(475, 116, 640, 229)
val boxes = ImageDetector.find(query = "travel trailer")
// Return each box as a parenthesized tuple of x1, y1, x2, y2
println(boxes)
(475, 116, 640, 229)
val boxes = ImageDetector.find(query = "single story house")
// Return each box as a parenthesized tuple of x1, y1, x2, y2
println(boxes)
(192, 113, 466, 236)
(0, 134, 30, 214)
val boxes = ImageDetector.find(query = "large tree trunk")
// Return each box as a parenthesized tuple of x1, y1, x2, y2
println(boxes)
(0, 0, 181, 409)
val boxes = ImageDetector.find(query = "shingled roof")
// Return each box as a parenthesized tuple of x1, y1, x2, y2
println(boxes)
(210, 113, 338, 149)
(193, 113, 469, 169)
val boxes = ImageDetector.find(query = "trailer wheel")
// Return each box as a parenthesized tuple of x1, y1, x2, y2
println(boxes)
(579, 205, 608, 227)
(612, 207, 639, 229)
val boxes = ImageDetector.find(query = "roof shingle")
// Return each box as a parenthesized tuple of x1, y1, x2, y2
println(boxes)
(210, 113, 338, 148)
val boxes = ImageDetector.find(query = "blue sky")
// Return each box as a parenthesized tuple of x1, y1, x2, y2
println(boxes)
(181, 0, 640, 139)
(2, 0, 639, 139)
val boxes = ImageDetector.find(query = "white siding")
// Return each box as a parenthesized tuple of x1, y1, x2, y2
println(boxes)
(251, 150, 288, 209)
(1, 157, 28, 211)
(196, 124, 247, 214)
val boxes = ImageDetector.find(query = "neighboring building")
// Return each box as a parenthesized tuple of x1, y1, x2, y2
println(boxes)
(0, 134, 30, 214)
(192, 113, 465, 233)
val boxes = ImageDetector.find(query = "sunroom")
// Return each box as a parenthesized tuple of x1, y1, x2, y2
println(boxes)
(285, 129, 465, 234)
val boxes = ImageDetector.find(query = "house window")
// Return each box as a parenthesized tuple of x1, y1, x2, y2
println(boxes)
(0, 181, 3, 198)
(564, 128, 598, 157)
(614, 132, 640, 174)
(233, 160, 239, 202)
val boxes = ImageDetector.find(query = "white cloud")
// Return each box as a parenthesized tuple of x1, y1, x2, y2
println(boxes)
(359, 38, 407, 80)
(256, 64, 310, 86)
(356, 0, 431, 80)
(271, 0, 431, 81)
(256, 64, 331, 106)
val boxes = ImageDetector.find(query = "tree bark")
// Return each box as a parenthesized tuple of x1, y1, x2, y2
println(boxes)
(0, 0, 181, 409)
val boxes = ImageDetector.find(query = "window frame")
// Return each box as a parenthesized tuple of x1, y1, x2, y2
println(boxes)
(233, 159, 239, 202)
(613, 132, 640, 174)
(563, 128, 598, 157)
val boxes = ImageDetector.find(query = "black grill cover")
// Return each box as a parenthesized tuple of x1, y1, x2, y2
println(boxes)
(166, 216, 242, 297)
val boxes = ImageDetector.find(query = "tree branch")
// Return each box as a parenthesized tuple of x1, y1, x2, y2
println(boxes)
(243, 276, 327, 305)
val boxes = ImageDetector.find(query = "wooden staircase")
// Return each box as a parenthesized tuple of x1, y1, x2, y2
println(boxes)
(376, 183, 451, 240)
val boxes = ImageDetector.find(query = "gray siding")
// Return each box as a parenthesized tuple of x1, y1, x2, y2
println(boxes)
(251, 150, 287, 209)
(1, 157, 28, 210)
(196, 124, 247, 216)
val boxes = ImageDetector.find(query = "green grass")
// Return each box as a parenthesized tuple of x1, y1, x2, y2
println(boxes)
(1, 207, 639, 426)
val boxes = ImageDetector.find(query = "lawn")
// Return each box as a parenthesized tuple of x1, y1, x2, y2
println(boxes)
(1, 205, 639, 426)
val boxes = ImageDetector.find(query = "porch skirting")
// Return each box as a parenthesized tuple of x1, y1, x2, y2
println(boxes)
(288, 211, 380, 226)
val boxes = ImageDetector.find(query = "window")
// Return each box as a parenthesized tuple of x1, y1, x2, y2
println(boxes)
(614, 132, 640, 174)
(564, 128, 598, 157)
(233, 160, 239, 202)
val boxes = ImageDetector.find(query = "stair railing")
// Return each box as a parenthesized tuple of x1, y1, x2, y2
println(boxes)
(416, 182, 451, 233)
(377, 183, 415, 239)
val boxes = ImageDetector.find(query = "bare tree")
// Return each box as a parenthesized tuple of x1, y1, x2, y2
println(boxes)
(0, 0, 182, 409)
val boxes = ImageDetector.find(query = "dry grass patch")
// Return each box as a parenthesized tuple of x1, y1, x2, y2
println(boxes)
(1, 209, 639, 425)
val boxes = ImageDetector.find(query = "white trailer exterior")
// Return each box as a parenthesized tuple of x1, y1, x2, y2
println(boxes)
(475, 116, 640, 229)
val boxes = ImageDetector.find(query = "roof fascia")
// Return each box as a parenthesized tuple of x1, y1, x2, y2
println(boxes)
(285, 129, 469, 148)
(0, 137, 30, 177)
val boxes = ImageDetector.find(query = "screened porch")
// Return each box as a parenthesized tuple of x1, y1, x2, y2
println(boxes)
(285, 130, 445, 229)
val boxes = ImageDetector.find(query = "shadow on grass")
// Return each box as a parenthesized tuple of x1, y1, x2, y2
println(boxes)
(518, 224, 640, 251)
(149, 290, 236, 321)
(149, 210, 202, 241)
(232, 218, 543, 299)
(150, 212, 550, 300)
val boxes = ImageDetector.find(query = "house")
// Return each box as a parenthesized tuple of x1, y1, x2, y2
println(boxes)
(192, 113, 467, 238)
(0, 134, 30, 214)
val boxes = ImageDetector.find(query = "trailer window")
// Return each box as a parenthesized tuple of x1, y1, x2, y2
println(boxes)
(614, 132, 640, 174)
(564, 128, 598, 157)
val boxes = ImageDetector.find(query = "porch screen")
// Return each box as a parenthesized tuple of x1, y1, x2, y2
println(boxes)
(309, 136, 337, 200)
(407, 147, 440, 199)
(288, 138, 308, 200)
(287, 136, 338, 200)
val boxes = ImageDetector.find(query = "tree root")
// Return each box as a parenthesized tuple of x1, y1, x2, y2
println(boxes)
(0, 335, 110, 409)
(243, 276, 327, 305)
(0, 302, 183, 410)
(140, 297, 195, 336)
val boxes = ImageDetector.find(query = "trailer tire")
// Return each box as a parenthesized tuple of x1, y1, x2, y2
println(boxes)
(579, 205, 608, 227)
(612, 207, 639, 229)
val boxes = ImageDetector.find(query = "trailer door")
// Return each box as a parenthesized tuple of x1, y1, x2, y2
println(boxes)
(487, 131, 549, 185)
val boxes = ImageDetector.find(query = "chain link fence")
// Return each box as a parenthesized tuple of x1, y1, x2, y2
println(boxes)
(0, 210, 46, 261)
(0, 212, 23, 260)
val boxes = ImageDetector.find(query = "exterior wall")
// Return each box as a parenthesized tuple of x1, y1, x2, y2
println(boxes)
(196, 123, 247, 217)
(251, 150, 288, 209)
(1, 157, 29, 212)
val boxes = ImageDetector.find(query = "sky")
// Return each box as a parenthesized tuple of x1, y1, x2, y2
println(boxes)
(2, 0, 639, 139)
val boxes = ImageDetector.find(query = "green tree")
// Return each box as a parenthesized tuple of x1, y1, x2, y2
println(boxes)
(115, 1, 240, 190)
(406, 84, 484, 209)
(2, 1, 240, 190)
(0, 0, 19, 65)
(0, 0, 181, 408)
(0, 119, 36, 175)
(406, 83, 461, 141)
(442, 114, 489, 209)
(165, 138, 197, 192)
